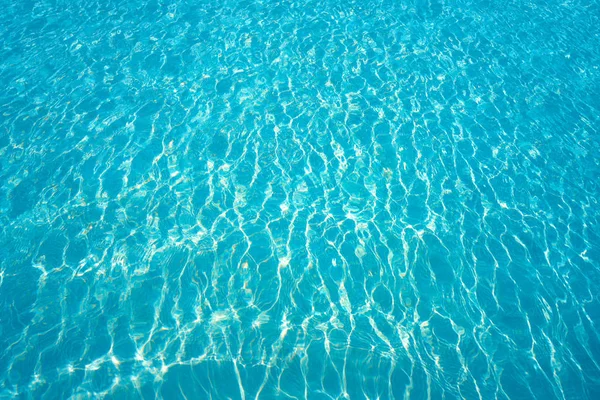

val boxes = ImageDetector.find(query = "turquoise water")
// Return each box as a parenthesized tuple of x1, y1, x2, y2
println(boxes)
(1, 0, 600, 398)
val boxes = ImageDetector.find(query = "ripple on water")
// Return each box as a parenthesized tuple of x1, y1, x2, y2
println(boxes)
(1, 0, 600, 398)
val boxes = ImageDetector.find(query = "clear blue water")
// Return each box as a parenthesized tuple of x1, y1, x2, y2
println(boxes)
(1, 0, 600, 398)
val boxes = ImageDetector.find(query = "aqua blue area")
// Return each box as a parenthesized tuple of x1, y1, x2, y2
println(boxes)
(1, 0, 600, 398)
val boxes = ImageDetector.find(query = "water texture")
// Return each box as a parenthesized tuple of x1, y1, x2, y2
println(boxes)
(1, 0, 600, 398)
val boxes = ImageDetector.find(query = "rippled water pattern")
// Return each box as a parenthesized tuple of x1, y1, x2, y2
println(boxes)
(1, 0, 600, 398)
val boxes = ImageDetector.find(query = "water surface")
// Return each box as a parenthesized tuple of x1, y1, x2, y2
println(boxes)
(1, 0, 600, 398)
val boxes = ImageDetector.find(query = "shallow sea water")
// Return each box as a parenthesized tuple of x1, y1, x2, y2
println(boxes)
(1, 0, 600, 398)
